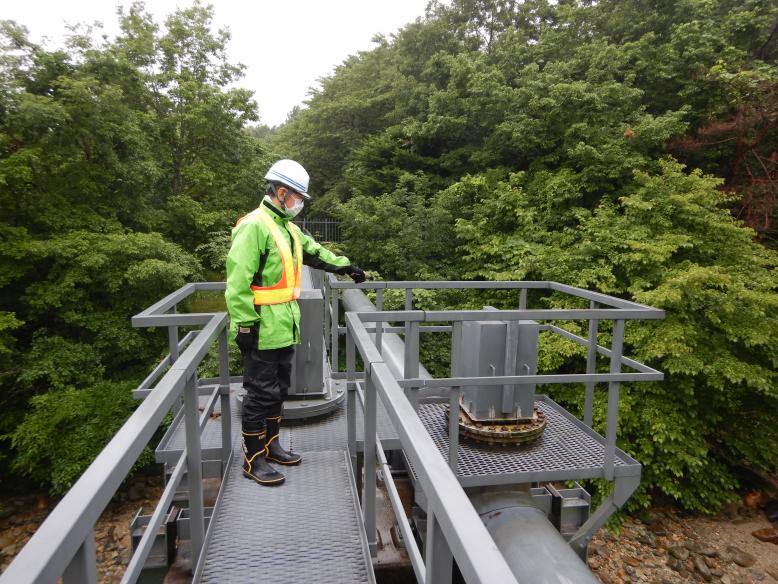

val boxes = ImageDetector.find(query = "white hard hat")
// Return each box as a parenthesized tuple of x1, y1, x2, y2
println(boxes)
(264, 159, 311, 200)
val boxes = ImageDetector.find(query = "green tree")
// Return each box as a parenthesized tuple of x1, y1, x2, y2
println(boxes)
(283, 0, 778, 511)
(0, 3, 269, 493)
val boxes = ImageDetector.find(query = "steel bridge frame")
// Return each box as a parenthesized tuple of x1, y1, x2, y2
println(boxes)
(0, 276, 664, 584)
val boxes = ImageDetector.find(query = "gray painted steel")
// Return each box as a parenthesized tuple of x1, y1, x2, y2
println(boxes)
(471, 491, 599, 584)
(364, 359, 519, 583)
(457, 319, 539, 420)
(4, 275, 661, 584)
(290, 289, 326, 396)
(155, 388, 250, 464)
(198, 450, 374, 584)
(412, 397, 638, 488)
(155, 383, 399, 460)
(341, 288, 434, 380)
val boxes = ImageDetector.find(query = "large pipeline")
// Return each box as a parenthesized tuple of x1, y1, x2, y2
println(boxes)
(340, 286, 598, 584)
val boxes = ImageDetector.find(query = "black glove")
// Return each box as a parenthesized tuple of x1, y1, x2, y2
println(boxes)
(235, 324, 258, 354)
(348, 265, 366, 284)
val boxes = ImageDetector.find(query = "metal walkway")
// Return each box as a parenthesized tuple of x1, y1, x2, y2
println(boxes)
(156, 382, 383, 583)
(156, 380, 400, 464)
(198, 447, 373, 583)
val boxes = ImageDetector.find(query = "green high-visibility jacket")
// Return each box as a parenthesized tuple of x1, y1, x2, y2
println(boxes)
(225, 197, 351, 350)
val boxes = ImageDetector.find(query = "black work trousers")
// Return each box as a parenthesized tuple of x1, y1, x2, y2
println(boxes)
(240, 345, 295, 433)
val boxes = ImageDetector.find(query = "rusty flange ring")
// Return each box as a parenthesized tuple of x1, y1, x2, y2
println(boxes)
(457, 406, 547, 445)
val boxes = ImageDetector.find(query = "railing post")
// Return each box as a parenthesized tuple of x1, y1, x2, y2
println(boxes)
(218, 326, 232, 465)
(604, 319, 624, 480)
(584, 300, 599, 427)
(519, 288, 527, 310)
(168, 307, 179, 364)
(425, 510, 453, 584)
(404, 321, 420, 410)
(448, 388, 461, 473)
(364, 372, 378, 556)
(324, 275, 331, 359)
(169, 307, 182, 409)
(375, 288, 384, 355)
(346, 325, 357, 479)
(449, 321, 463, 473)
(331, 287, 340, 373)
(183, 373, 205, 568)
(62, 531, 97, 584)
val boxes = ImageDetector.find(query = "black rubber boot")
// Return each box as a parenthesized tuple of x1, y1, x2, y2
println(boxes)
(266, 416, 302, 465)
(242, 431, 285, 485)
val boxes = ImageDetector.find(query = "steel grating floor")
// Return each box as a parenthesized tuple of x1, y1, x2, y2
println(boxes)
(413, 395, 640, 487)
(155, 386, 285, 464)
(156, 382, 400, 463)
(198, 449, 373, 584)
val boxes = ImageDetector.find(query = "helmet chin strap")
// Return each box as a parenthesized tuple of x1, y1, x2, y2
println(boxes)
(268, 183, 291, 209)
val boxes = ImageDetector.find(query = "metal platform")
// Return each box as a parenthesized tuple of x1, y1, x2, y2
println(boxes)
(411, 395, 641, 487)
(198, 449, 374, 584)
(155, 386, 257, 464)
(156, 381, 400, 464)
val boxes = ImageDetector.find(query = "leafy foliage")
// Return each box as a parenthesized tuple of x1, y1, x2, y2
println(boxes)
(277, 0, 778, 511)
(0, 3, 271, 493)
(8, 381, 154, 494)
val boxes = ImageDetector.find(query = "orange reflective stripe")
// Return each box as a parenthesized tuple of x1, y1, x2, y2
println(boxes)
(250, 208, 303, 306)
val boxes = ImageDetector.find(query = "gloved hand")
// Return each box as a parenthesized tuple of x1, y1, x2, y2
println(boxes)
(348, 265, 366, 284)
(235, 324, 258, 354)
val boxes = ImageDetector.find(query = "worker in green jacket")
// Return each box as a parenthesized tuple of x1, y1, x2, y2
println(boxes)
(226, 159, 365, 486)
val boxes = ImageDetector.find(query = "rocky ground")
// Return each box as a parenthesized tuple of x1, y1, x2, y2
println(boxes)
(1, 477, 777, 583)
(0, 475, 163, 583)
(589, 500, 778, 584)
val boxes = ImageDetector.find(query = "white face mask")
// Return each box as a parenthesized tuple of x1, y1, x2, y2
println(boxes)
(285, 197, 304, 217)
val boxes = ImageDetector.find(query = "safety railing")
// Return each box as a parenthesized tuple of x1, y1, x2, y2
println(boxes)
(297, 217, 341, 242)
(346, 313, 519, 584)
(331, 277, 664, 583)
(0, 282, 230, 584)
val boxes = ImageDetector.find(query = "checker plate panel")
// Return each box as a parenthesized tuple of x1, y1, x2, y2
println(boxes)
(199, 450, 371, 584)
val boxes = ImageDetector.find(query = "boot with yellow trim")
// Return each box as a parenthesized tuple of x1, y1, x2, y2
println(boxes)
(265, 416, 302, 465)
(242, 430, 285, 485)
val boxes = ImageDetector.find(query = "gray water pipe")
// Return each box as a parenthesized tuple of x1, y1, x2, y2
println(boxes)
(340, 286, 598, 584)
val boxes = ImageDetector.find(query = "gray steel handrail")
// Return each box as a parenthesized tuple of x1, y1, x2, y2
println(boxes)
(324, 274, 664, 375)
(1, 284, 231, 584)
(346, 313, 520, 584)
(335, 277, 664, 583)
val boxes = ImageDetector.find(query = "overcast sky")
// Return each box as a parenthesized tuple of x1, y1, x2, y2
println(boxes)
(3, 0, 435, 127)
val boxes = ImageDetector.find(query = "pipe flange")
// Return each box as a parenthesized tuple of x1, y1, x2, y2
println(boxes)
(457, 405, 547, 445)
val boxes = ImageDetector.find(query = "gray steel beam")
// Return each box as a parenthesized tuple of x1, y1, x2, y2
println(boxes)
(62, 532, 97, 584)
(584, 302, 599, 427)
(568, 474, 641, 554)
(546, 324, 662, 374)
(363, 376, 378, 556)
(604, 320, 625, 481)
(398, 371, 663, 387)
(550, 282, 661, 312)
(359, 308, 663, 322)
(183, 374, 205, 569)
(426, 512, 453, 584)
(121, 455, 186, 584)
(368, 360, 518, 583)
(218, 327, 231, 465)
(330, 279, 550, 290)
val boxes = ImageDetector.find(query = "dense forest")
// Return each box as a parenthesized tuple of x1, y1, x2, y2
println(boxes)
(1, 0, 777, 515)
